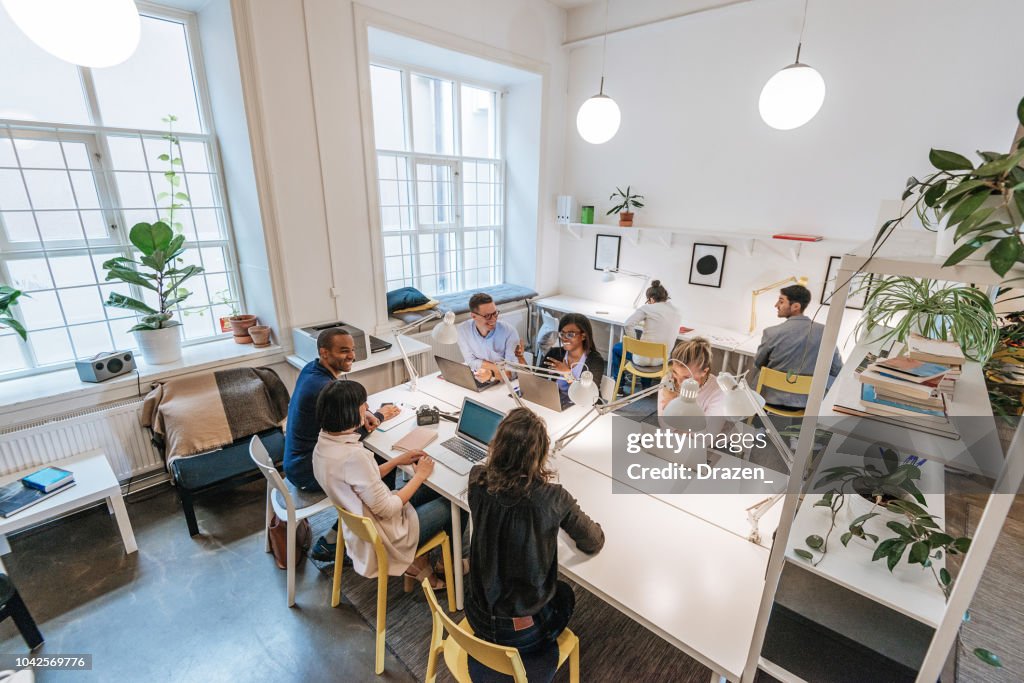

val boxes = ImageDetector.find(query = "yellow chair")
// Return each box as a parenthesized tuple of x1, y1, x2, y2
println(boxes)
(754, 367, 814, 417)
(421, 579, 580, 683)
(332, 506, 455, 675)
(614, 336, 669, 397)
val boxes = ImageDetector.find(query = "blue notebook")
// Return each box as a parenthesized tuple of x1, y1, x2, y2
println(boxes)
(21, 466, 74, 493)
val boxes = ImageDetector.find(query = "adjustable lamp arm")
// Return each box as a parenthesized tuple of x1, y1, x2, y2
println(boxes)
(392, 309, 442, 391)
(551, 380, 665, 455)
(746, 492, 785, 545)
(495, 359, 569, 410)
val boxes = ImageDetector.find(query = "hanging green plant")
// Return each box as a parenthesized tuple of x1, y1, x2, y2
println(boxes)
(0, 285, 27, 340)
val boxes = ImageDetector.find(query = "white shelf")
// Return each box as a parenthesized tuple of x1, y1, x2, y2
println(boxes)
(559, 222, 841, 259)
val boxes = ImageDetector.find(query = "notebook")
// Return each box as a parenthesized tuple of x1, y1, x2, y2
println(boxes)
(0, 479, 76, 518)
(392, 426, 439, 452)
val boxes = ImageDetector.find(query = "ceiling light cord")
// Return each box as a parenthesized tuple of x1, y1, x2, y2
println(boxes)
(600, 0, 609, 81)
(795, 0, 809, 63)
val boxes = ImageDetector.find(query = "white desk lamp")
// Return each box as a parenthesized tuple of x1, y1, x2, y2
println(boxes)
(392, 310, 458, 391)
(496, 360, 600, 410)
(601, 268, 650, 307)
(552, 376, 672, 456)
(717, 371, 797, 544)
(749, 275, 808, 333)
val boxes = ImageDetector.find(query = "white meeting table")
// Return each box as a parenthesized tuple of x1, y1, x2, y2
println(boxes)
(363, 371, 779, 681)
(534, 294, 761, 374)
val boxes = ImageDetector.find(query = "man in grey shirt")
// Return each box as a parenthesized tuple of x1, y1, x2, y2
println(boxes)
(750, 284, 843, 409)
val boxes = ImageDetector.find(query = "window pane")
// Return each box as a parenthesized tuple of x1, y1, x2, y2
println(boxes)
(23, 170, 76, 209)
(411, 74, 454, 155)
(31, 328, 74, 365)
(461, 85, 497, 158)
(184, 173, 216, 207)
(69, 322, 114, 358)
(49, 254, 98, 288)
(0, 334, 27, 374)
(36, 210, 85, 242)
(179, 140, 210, 172)
(199, 247, 226, 272)
(181, 308, 215, 340)
(59, 287, 106, 325)
(0, 11, 90, 125)
(0, 169, 30, 209)
(14, 139, 65, 169)
(0, 138, 16, 167)
(370, 65, 407, 151)
(62, 141, 91, 170)
(20, 290, 65, 329)
(109, 318, 138, 350)
(92, 16, 202, 133)
(1, 211, 39, 244)
(192, 208, 222, 240)
(115, 172, 156, 208)
(69, 171, 101, 209)
(6, 258, 52, 290)
(107, 136, 148, 171)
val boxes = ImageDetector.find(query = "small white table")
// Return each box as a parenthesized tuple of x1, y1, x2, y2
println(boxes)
(0, 450, 137, 572)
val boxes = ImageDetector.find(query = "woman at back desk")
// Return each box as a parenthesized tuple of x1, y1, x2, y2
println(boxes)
(466, 408, 604, 682)
(541, 313, 606, 406)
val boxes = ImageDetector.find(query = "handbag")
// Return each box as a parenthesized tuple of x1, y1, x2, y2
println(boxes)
(267, 513, 313, 570)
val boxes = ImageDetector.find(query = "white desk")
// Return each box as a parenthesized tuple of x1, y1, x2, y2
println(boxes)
(784, 446, 947, 627)
(397, 370, 777, 681)
(534, 294, 760, 374)
(0, 450, 137, 573)
(286, 334, 431, 384)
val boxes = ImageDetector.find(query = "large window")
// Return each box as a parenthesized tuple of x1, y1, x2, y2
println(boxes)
(0, 8, 241, 378)
(370, 63, 504, 296)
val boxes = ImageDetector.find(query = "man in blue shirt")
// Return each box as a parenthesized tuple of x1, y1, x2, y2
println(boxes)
(284, 328, 400, 559)
(456, 292, 525, 382)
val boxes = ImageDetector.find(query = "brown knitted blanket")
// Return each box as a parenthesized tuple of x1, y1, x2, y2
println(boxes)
(140, 366, 290, 467)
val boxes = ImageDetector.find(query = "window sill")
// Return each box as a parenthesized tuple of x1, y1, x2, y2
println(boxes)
(0, 339, 287, 424)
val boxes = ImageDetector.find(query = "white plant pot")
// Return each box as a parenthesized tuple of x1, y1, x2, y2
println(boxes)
(134, 325, 182, 365)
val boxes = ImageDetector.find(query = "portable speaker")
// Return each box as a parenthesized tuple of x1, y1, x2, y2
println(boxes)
(75, 351, 136, 383)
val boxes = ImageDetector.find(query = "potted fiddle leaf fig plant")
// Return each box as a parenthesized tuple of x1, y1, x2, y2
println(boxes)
(874, 95, 1024, 277)
(607, 185, 644, 226)
(103, 115, 203, 364)
(0, 285, 27, 341)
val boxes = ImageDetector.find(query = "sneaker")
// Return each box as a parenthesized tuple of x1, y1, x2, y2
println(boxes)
(310, 536, 337, 562)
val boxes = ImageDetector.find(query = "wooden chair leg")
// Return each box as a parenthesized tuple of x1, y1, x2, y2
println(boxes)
(374, 573, 387, 674)
(331, 531, 345, 608)
(614, 365, 626, 398)
(286, 520, 296, 607)
(569, 636, 580, 683)
(440, 534, 455, 613)
(264, 488, 272, 553)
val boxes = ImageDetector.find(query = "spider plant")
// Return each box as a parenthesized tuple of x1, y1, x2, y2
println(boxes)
(856, 277, 999, 362)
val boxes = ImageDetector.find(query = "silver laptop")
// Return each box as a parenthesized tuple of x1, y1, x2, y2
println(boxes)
(435, 355, 500, 392)
(517, 372, 564, 412)
(433, 397, 505, 475)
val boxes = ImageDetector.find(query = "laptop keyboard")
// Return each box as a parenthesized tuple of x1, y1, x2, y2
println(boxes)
(442, 437, 487, 463)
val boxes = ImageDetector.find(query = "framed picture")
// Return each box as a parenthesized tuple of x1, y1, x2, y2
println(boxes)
(689, 243, 727, 288)
(821, 255, 871, 309)
(594, 234, 621, 272)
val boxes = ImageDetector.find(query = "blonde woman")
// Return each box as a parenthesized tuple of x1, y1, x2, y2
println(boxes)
(658, 337, 725, 416)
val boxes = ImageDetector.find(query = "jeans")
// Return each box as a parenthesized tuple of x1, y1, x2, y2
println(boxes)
(400, 478, 469, 550)
(608, 341, 653, 390)
(465, 580, 576, 683)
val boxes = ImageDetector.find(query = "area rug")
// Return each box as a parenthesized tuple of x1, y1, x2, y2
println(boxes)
(309, 509, 712, 682)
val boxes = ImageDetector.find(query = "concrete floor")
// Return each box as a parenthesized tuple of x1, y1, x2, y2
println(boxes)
(0, 480, 414, 683)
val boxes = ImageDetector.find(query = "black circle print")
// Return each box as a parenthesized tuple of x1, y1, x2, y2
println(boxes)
(696, 255, 719, 275)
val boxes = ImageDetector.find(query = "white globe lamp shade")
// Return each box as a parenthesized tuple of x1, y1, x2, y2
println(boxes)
(663, 378, 705, 418)
(601, 268, 615, 283)
(568, 370, 600, 406)
(2, 0, 141, 68)
(431, 311, 459, 345)
(758, 63, 826, 130)
(576, 94, 621, 144)
(717, 373, 767, 417)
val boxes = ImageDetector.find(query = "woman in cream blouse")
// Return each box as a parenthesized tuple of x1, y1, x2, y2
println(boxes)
(313, 380, 454, 588)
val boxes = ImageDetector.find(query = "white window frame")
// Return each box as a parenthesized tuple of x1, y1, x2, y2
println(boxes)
(370, 58, 506, 297)
(0, 4, 244, 380)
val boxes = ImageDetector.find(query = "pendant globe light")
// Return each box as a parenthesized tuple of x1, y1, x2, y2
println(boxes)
(1, 0, 141, 69)
(576, 0, 620, 144)
(758, 0, 825, 131)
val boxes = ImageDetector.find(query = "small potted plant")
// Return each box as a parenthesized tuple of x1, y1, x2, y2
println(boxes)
(103, 115, 203, 364)
(248, 324, 272, 347)
(607, 185, 644, 226)
(0, 285, 27, 340)
(856, 276, 999, 362)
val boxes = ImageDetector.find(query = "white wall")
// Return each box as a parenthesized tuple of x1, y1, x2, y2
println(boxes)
(559, 0, 1023, 337)
(232, 0, 569, 344)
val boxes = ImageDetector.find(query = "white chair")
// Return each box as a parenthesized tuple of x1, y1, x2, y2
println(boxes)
(249, 435, 334, 607)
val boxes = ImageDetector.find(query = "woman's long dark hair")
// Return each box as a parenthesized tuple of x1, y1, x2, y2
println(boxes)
(481, 408, 554, 496)
(316, 380, 367, 432)
(559, 313, 602, 361)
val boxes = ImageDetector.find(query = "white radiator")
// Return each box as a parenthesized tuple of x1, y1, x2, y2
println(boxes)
(0, 398, 163, 481)
(410, 307, 530, 375)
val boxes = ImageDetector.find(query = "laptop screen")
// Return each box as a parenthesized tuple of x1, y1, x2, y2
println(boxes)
(457, 398, 504, 447)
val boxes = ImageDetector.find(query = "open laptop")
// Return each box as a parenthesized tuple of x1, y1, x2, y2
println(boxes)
(435, 355, 500, 392)
(432, 397, 505, 475)
(517, 372, 565, 412)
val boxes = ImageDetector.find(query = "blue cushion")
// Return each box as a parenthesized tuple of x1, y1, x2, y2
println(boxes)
(386, 287, 430, 314)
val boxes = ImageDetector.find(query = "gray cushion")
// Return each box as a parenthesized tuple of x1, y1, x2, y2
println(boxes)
(273, 479, 328, 511)
(391, 284, 538, 324)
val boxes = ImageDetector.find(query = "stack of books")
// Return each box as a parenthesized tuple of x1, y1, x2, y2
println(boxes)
(0, 466, 76, 518)
(835, 348, 961, 439)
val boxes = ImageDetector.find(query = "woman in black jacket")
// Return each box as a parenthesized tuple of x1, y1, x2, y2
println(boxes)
(541, 313, 606, 406)
(466, 408, 604, 682)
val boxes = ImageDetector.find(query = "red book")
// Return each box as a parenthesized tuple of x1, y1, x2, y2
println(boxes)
(679, 326, 694, 333)
(772, 233, 823, 242)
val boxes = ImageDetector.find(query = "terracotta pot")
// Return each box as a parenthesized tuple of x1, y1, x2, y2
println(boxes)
(249, 325, 271, 347)
(619, 211, 634, 227)
(229, 314, 257, 344)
